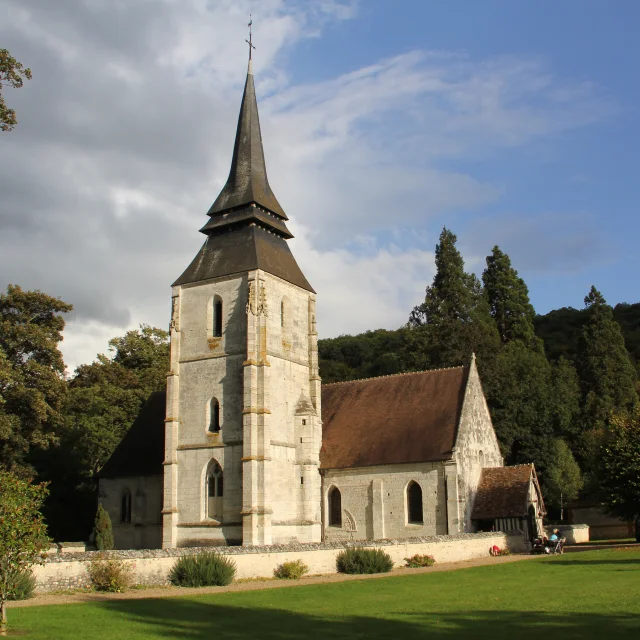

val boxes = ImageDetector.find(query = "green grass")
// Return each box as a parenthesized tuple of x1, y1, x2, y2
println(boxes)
(8, 549, 640, 639)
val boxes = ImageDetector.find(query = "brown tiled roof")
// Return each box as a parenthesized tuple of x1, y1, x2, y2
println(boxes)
(471, 465, 535, 520)
(320, 366, 469, 470)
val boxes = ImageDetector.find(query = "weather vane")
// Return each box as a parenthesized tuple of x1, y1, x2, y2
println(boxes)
(246, 15, 256, 61)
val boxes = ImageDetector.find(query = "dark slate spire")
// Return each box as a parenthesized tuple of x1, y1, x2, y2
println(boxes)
(174, 58, 314, 293)
(206, 60, 287, 220)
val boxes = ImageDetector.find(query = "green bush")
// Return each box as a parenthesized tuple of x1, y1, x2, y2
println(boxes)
(169, 551, 236, 587)
(336, 547, 394, 574)
(7, 571, 36, 600)
(87, 554, 133, 592)
(93, 504, 114, 551)
(273, 559, 309, 580)
(405, 554, 436, 568)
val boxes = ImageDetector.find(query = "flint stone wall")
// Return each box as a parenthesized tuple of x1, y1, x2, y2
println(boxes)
(34, 531, 525, 592)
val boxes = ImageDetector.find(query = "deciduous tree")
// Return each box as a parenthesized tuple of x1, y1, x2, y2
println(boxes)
(0, 285, 72, 473)
(43, 326, 169, 540)
(544, 438, 583, 518)
(0, 470, 49, 634)
(598, 408, 640, 522)
(0, 49, 32, 132)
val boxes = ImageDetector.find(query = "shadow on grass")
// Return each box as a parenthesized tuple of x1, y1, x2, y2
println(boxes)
(99, 598, 640, 640)
(542, 558, 640, 567)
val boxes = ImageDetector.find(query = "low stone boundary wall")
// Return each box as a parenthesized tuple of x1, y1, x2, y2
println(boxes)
(34, 531, 525, 592)
(545, 524, 590, 544)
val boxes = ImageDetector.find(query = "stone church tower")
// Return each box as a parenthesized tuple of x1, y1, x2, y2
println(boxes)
(162, 59, 322, 548)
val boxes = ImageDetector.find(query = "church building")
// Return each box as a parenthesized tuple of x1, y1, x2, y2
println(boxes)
(98, 57, 543, 550)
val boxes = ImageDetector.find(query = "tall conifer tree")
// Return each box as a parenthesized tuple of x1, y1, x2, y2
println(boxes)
(577, 286, 638, 432)
(407, 228, 499, 370)
(482, 246, 538, 347)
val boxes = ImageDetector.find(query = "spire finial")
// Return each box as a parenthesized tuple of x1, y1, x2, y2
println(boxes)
(245, 15, 256, 63)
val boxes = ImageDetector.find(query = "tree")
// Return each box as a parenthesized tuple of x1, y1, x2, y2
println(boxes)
(406, 228, 500, 371)
(319, 329, 408, 383)
(0, 49, 32, 132)
(0, 285, 73, 473)
(544, 439, 583, 519)
(482, 246, 538, 347)
(599, 408, 640, 522)
(487, 341, 555, 468)
(0, 470, 49, 634)
(577, 287, 638, 435)
(64, 325, 169, 477)
(549, 357, 582, 440)
(39, 326, 169, 541)
(93, 503, 114, 551)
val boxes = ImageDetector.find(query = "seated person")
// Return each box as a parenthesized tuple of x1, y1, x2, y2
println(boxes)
(549, 529, 559, 541)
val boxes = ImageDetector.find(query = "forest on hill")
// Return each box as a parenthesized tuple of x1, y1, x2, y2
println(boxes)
(318, 229, 639, 520)
(0, 227, 638, 539)
(319, 303, 640, 383)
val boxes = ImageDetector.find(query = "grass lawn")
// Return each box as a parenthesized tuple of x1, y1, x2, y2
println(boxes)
(8, 549, 640, 639)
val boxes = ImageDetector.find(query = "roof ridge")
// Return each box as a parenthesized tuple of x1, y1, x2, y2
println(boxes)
(321, 364, 466, 387)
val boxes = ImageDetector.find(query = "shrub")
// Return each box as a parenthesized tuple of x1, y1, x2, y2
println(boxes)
(7, 571, 36, 600)
(273, 560, 309, 580)
(93, 504, 114, 551)
(336, 547, 394, 574)
(404, 554, 435, 568)
(87, 554, 133, 592)
(169, 551, 236, 587)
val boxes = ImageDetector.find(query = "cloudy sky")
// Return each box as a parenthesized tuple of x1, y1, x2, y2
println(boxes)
(1, 0, 638, 372)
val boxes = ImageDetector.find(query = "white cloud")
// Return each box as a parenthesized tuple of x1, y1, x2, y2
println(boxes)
(0, 0, 610, 371)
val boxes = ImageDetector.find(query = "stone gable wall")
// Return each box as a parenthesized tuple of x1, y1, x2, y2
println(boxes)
(34, 532, 526, 592)
(454, 358, 504, 532)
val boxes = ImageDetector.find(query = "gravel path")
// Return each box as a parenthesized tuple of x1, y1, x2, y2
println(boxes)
(9, 553, 536, 609)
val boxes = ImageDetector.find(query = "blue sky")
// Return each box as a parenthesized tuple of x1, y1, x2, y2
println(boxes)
(0, 0, 637, 369)
(288, 0, 639, 313)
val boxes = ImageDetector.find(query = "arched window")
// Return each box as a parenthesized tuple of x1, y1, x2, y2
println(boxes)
(209, 398, 220, 433)
(206, 460, 224, 520)
(120, 487, 132, 524)
(213, 296, 223, 337)
(479, 450, 485, 467)
(328, 486, 342, 527)
(407, 481, 423, 524)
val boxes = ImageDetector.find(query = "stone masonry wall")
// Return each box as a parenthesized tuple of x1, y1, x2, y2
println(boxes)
(322, 462, 448, 541)
(99, 475, 163, 550)
(166, 268, 321, 548)
(33, 532, 526, 592)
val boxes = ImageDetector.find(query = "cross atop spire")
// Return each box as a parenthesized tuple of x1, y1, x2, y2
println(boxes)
(246, 15, 256, 62)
